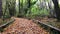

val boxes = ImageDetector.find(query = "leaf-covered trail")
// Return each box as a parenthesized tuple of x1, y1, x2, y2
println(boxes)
(1, 18, 49, 34)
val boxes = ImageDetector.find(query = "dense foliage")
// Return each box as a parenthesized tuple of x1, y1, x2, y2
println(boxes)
(2, 0, 60, 20)
(2, 0, 50, 19)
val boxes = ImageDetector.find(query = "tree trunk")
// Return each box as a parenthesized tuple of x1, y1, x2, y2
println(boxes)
(19, 0, 20, 13)
(27, 0, 31, 14)
(52, 0, 60, 21)
(0, 0, 2, 18)
(28, 0, 30, 8)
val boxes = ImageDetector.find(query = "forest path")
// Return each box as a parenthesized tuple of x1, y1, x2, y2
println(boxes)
(1, 17, 49, 34)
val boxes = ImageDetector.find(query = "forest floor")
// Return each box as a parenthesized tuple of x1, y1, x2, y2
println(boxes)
(0, 17, 49, 34)
(0, 18, 11, 26)
(35, 16, 60, 29)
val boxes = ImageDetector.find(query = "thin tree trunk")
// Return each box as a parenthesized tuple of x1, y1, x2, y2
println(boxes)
(19, 0, 20, 13)
(52, 0, 60, 21)
(28, 0, 30, 8)
(28, 0, 31, 14)
(3, 0, 7, 21)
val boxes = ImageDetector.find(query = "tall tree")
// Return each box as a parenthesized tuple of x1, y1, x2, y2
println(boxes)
(27, 0, 31, 14)
(0, 0, 2, 18)
(25, 0, 37, 13)
(52, 0, 60, 21)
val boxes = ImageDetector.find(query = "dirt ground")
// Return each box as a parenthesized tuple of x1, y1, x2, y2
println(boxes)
(0, 17, 49, 34)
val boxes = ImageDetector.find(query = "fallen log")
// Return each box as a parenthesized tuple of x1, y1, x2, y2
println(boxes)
(0, 18, 15, 32)
(33, 19, 60, 34)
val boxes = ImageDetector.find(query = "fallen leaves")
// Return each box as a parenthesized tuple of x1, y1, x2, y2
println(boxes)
(0, 18, 49, 34)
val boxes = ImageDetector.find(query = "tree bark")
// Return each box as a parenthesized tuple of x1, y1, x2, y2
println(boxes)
(52, 0, 60, 21)
(0, 0, 2, 18)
